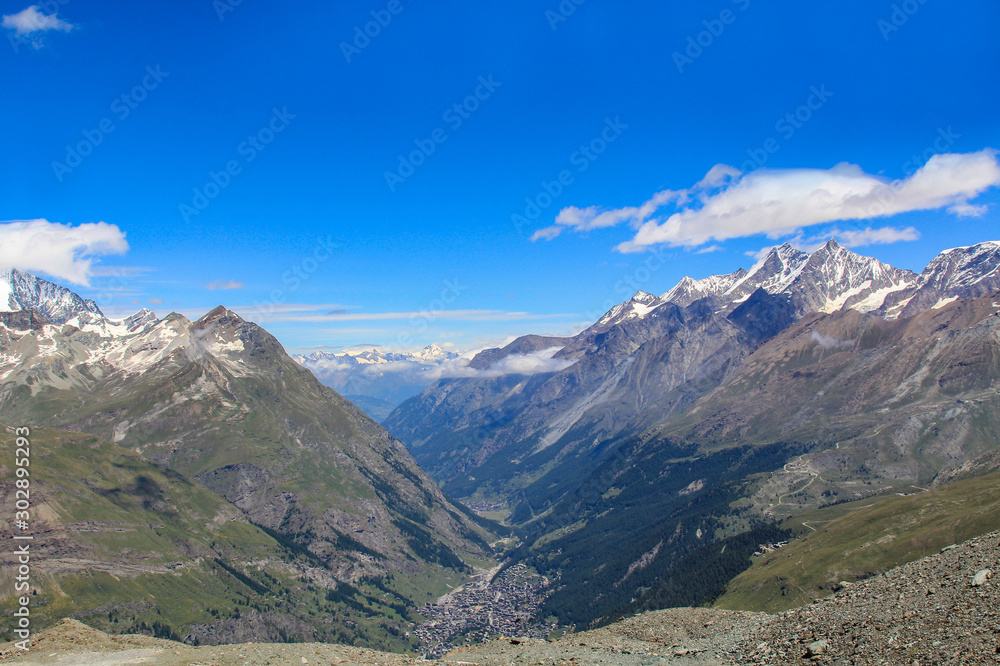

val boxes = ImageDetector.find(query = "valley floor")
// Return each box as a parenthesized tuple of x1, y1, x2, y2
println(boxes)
(2, 530, 997, 665)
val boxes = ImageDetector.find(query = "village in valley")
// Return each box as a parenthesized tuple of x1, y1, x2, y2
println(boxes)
(413, 563, 557, 658)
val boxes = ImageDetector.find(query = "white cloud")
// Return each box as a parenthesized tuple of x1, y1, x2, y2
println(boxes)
(530, 225, 564, 242)
(826, 226, 921, 247)
(694, 163, 741, 189)
(810, 330, 853, 350)
(432, 346, 577, 379)
(745, 225, 921, 261)
(241, 309, 577, 324)
(0, 219, 128, 286)
(948, 203, 988, 218)
(204, 279, 245, 290)
(623, 151, 999, 252)
(3, 5, 73, 47)
(695, 244, 724, 254)
(538, 150, 1000, 253)
(534, 189, 684, 242)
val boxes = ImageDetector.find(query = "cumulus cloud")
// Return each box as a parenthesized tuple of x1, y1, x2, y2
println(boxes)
(2, 5, 73, 34)
(3, 5, 73, 48)
(623, 151, 999, 252)
(0, 219, 128, 286)
(204, 279, 245, 290)
(536, 150, 1000, 253)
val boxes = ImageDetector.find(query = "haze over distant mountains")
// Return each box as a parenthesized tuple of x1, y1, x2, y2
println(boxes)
(295, 344, 462, 419)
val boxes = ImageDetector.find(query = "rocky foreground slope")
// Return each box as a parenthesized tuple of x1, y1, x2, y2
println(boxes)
(3, 530, 996, 664)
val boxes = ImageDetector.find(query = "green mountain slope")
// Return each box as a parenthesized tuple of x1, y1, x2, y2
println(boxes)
(0, 305, 500, 645)
(0, 426, 420, 650)
(714, 469, 1000, 612)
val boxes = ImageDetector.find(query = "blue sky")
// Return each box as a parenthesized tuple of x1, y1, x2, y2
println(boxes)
(2, 0, 999, 353)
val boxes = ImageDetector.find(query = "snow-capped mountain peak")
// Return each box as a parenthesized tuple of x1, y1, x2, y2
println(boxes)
(881, 240, 1000, 318)
(660, 270, 749, 306)
(724, 243, 811, 301)
(612, 238, 1000, 324)
(595, 290, 665, 328)
(789, 240, 916, 314)
(0, 268, 103, 322)
(0, 268, 159, 337)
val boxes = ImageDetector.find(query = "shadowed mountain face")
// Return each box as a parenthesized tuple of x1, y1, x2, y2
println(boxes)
(384, 242, 1000, 627)
(386, 241, 1000, 513)
(385, 289, 796, 509)
(507, 291, 1000, 627)
(662, 291, 1000, 480)
(0, 299, 497, 639)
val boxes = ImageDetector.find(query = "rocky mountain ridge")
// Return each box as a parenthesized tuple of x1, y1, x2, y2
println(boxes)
(0, 267, 157, 336)
(384, 240, 1000, 629)
(658, 239, 1000, 320)
(0, 286, 499, 645)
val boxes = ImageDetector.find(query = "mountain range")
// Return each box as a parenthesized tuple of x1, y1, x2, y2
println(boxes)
(2, 238, 999, 641)
(0, 272, 497, 648)
(296, 345, 463, 420)
(383, 239, 1000, 626)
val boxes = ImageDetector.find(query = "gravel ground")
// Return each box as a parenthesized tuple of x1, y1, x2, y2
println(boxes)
(2, 530, 996, 665)
(731, 530, 1000, 665)
(441, 607, 769, 665)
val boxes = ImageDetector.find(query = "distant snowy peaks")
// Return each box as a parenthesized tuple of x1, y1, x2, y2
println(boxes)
(595, 290, 666, 328)
(298, 344, 459, 367)
(410, 343, 456, 362)
(0, 268, 158, 336)
(650, 239, 1000, 322)
(882, 240, 1000, 318)
(0, 267, 102, 321)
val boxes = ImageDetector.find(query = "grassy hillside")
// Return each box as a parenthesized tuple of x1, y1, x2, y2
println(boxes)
(0, 425, 420, 651)
(0, 309, 498, 615)
(714, 470, 1000, 612)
